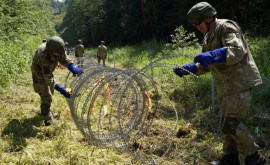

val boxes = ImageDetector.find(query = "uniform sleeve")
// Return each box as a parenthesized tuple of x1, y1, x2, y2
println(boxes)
(220, 22, 247, 65)
(59, 52, 73, 68)
(32, 49, 55, 86)
(195, 63, 211, 76)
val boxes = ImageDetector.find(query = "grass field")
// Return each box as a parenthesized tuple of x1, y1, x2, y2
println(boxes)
(0, 42, 269, 164)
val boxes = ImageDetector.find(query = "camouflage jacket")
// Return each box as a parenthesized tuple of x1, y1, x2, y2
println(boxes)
(31, 43, 73, 86)
(97, 45, 107, 57)
(75, 44, 85, 57)
(195, 19, 262, 97)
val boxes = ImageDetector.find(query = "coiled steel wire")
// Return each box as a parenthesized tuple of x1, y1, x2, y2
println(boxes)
(64, 54, 230, 164)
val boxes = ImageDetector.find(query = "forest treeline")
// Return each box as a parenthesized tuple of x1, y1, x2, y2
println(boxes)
(0, 0, 56, 40)
(1, 0, 270, 86)
(1, 0, 270, 46)
(60, 0, 270, 47)
(0, 0, 56, 86)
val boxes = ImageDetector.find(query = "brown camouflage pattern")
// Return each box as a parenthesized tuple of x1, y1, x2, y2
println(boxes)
(195, 19, 262, 156)
(223, 122, 259, 156)
(97, 45, 107, 65)
(195, 19, 262, 98)
(31, 42, 73, 116)
(75, 44, 85, 57)
(220, 89, 259, 155)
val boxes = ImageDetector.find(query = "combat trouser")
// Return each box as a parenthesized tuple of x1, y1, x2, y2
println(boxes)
(33, 80, 54, 117)
(98, 54, 106, 65)
(218, 88, 259, 157)
(76, 57, 84, 68)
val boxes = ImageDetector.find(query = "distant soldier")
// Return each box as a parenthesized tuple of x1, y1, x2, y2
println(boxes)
(31, 36, 83, 126)
(74, 39, 85, 68)
(173, 2, 266, 165)
(64, 42, 71, 55)
(42, 39, 47, 43)
(97, 41, 107, 65)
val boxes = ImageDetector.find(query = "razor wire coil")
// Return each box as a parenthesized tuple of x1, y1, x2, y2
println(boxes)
(64, 54, 239, 164)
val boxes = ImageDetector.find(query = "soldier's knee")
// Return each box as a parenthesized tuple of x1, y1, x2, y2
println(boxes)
(222, 117, 240, 134)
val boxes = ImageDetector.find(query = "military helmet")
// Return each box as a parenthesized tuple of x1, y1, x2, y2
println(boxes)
(46, 36, 65, 54)
(42, 39, 47, 43)
(78, 39, 82, 44)
(187, 2, 217, 23)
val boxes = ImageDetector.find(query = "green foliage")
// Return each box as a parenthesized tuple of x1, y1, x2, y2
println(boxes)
(107, 40, 167, 69)
(62, 0, 199, 45)
(169, 75, 212, 117)
(0, 0, 56, 87)
(167, 25, 199, 49)
(62, 0, 270, 46)
(0, 37, 43, 86)
(246, 36, 270, 107)
(0, 0, 56, 40)
(253, 77, 270, 107)
(62, 0, 106, 46)
(247, 36, 270, 76)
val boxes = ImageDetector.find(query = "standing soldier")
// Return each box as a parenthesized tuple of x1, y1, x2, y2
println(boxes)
(64, 42, 70, 55)
(173, 2, 266, 165)
(75, 39, 85, 68)
(97, 41, 107, 65)
(31, 36, 83, 126)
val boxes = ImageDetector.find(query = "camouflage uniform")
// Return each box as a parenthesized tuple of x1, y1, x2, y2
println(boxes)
(195, 19, 262, 156)
(31, 39, 72, 120)
(64, 42, 70, 55)
(75, 42, 85, 68)
(97, 43, 107, 65)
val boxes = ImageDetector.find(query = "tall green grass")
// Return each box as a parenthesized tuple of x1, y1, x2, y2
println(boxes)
(0, 36, 44, 87)
(247, 36, 270, 107)
(247, 36, 270, 77)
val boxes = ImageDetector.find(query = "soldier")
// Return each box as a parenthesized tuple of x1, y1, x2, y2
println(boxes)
(74, 39, 85, 68)
(97, 41, 107, 65)
(173, 2, 266, 165)
(64, 42, 70, 55)
(42, 39, 47, 43)
(31, 36, 83, 126)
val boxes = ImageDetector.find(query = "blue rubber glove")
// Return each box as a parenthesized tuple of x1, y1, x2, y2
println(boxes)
(55, 84, 70, 98)
(68, 63, 83, 77)
(173, 62, 197, 77)
(194, 48, 226, 67)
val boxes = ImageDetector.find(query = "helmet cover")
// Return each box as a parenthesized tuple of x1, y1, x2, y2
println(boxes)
(187, 2, 217, 23)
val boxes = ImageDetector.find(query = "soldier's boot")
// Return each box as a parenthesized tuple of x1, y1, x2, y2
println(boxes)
(43, 112, 59, 126)
(245, 151, 266, 165)
(43, 115, 53, 126)
(210, 154, 240, 165)
(41, 103, 54, 126)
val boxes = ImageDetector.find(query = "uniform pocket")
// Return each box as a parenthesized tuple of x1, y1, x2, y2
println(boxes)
(220, 89, 252, 116)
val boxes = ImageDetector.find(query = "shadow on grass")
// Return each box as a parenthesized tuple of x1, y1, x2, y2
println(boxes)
(1, 115, 43, 152)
